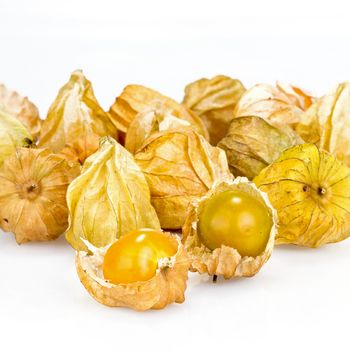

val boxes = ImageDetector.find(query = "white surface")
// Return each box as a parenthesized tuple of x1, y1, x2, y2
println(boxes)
(1, 1, 350, 349)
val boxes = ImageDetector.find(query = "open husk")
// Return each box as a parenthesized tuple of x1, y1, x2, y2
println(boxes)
(66, 137, 160, 251)
(218, 116, 303, 179)
(76, 235, 190, 311)
(182, 75, 246, 145)
(0, 147, 79, 243)
(296, 82, 350, 167)
(39, 70, 118, 164)
(135, 130, 232, 230)
(234, 82, 314, 130)
(182, 178, 277, 279)
(254, 143, 350, 247)
(108, 84, 208, 141)
(0, 84, 41, 140)
(125, 105, 194, 154)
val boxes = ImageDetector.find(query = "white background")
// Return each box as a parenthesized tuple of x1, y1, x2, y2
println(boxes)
(1, 1, 350, 349)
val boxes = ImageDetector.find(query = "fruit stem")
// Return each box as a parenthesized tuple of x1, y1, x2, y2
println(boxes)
(213, 275, 218, 283)
(27, 184, 37, 192)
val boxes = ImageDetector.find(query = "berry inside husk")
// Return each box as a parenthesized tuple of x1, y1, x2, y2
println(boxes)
(103, 229, 178, 284)
(198, 190, 272, 257)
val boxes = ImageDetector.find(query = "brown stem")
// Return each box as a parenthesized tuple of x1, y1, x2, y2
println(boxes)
(213, 275, 218, 283)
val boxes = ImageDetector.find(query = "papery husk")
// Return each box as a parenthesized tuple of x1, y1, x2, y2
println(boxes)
(182, 75, 246, 145)
(296, 82, 350, 166)
(0, 84, 41, 140)
(234, 82, 314, 130)
(108, 84, 209, 140)
(39, 70, 118, 164)
(182, 178, 277, 279)
(218, 116, 303, 179)
(0, 147, 79, 243)
(254, 143, 350, 247)
(135, 130, 232, 230)
(66, 136, 160, 251)
(125, 105, 194, 154)
(0, 107, 33, 166)
(76, 235, 190, 311)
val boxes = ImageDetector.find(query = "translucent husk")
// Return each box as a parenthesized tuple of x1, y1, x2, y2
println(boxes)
(76, 235, 190, 311)
(108, 84, 209, 140)
(182, 75, 246, 145)
(0, 147, 79, 243)
(234, 82, 314, 130)
(254, 143, 350, 247)
(65, 137, 160, 251)
(0, 107, 33, 166)
(125, 105, 194, 154)
(0, 84, 41, 140)
(182, 178, 277, 279)
(218, 116, 303, 179)
(296, 82, 350, 166)
(135, 130, 232, 230)
(39, 70, 118, 164)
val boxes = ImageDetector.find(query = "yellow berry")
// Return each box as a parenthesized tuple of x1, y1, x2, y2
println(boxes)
(103, 228, 178, 284)
(198, 190, 272, 257)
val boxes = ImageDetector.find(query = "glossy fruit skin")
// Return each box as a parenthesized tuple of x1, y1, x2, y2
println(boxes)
(198, 190, 272, 257)
(103, 229, 178, 284)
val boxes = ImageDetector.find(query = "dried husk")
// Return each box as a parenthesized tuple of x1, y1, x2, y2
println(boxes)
(0, 84, 41, 140)
(0, 148, 79, 243)
(76, 235, 190, 311)
(0, 107, 33, 166)
(65, 137, 160, 251)
(125, 105, 194, 154)
(108, 84, 209, 140)
(135, 130, 232, 230)
(254, 143, 350, 247)
(182, 178, 277, 279)
(296, 82, 350, 166)
(218, 116, 303, 179)
(234, 82, 314, 130)
(182, 75, 246, 145)
(39, 70, 118, 164)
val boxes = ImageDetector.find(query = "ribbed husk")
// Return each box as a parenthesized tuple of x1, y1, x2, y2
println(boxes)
(39, 70, 118, 164)
(135, 130, 232, 230)
(0, 147, 79, 243)
(0, 84, 41, 140)
(254, 143, 350, 247)
(218, 116, 303, 179)
(182, 75, 246, 145)
(234, 82, 314, 130)
(296, 82, 350, 167)
(125, 105, 194, 154)
(76, 235, 190, 311)
(182, 178, 277, 279)
(108, 84, 209, 141)
(65, 137, 160, 251)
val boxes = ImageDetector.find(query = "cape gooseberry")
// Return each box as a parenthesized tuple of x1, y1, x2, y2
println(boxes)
(198, 190, 273, 257)
(103, 229, 178, 284)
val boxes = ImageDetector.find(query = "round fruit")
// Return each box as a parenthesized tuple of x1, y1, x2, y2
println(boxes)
(103, 228, 178, 284)
(254, 143, 350, 247)
(198, 190, 272, 257)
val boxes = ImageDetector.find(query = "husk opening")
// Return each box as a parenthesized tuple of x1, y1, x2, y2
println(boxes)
(182, 177, 277, 279)
(76, 234, 190, 311)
